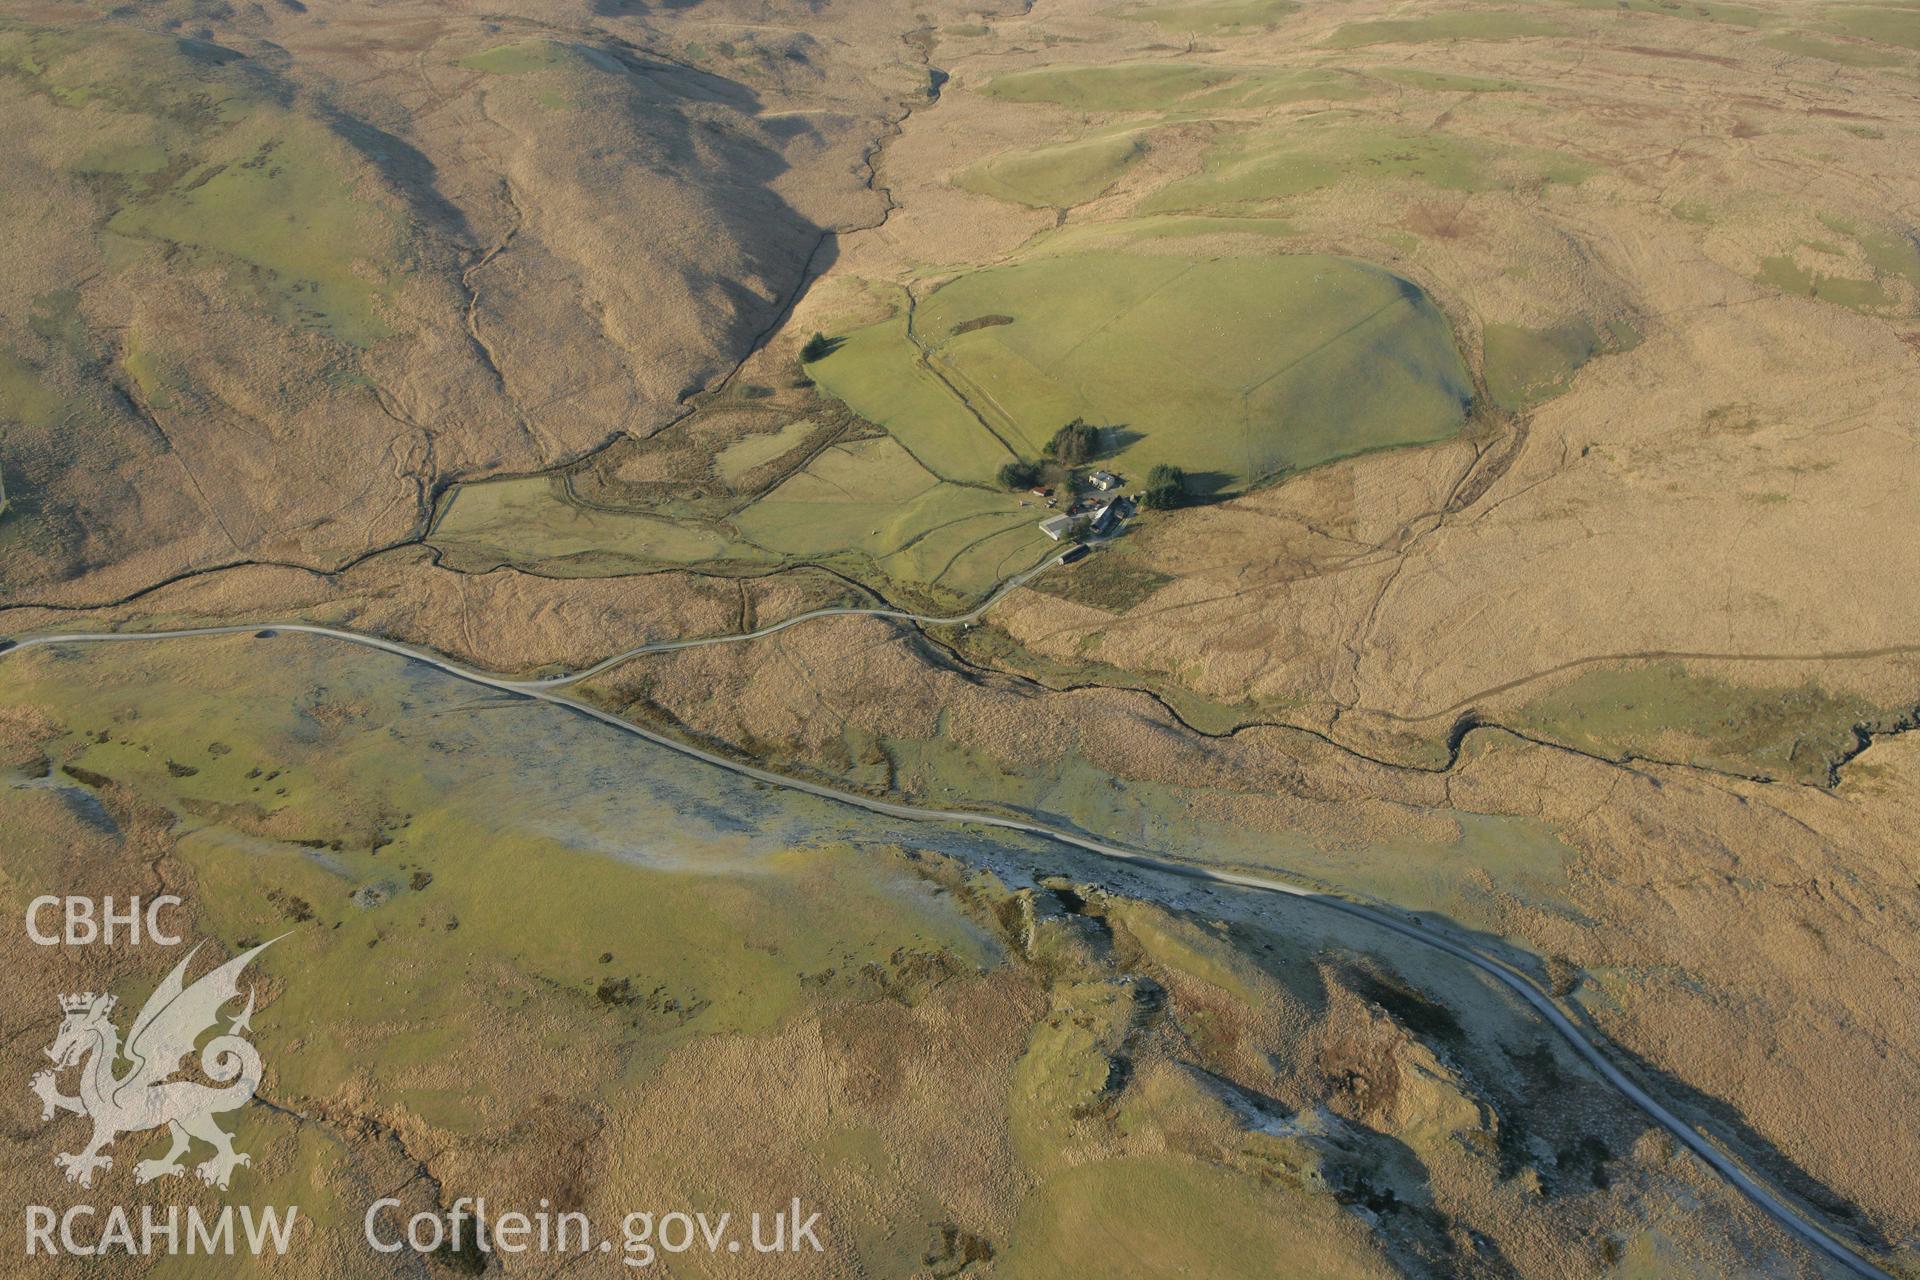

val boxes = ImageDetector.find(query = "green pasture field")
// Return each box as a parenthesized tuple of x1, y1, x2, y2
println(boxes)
(857, 250, 1474, 491)
(731, 436, 1052, 594)
(1322, 11, 1566, 48)
(980, 63, 1372, 111)
(1373, 67, 1528, 92)
(1556, 0, 1776, 24)
(431, 133, 1477, 605)
(457, 39, 574, 73)
(455, 37, 624, 106)
(956, 130, 1149, 208)
(1121, 0, 1302, 34)
(806, 299, 1016, 484)
(1820, 2, 1920, 48)
(1763, 31, 1906, 64)
(1032, 214, 1300, 252)
(430, 433, 1055, 604)
(981, 62, 1240, 109)
(1141, 118, 1590, 213)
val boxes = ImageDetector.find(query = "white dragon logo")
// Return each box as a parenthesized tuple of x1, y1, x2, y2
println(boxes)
(30, 939, 275, 1190)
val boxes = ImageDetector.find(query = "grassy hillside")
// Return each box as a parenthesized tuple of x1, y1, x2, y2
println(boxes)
(982, 62, 1370, 111)
(824, 250, 1473, 494)
(955, 130, 1150, 209)
(435, 246, 1472, 599)
(0, 635, 1784, 1278)
(0, 6, 907, 603)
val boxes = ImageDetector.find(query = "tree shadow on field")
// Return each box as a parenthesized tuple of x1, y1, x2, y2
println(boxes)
(1096, 426, 1142, 458)
(1178, 470, 1235, 502)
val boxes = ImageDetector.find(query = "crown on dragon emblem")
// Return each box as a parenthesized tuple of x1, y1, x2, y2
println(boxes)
(31, 939, 279, 1191)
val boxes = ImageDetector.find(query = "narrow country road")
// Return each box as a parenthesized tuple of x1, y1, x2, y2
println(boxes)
(503, 546, 1068, 688)
(0, 607, 1894, 1280)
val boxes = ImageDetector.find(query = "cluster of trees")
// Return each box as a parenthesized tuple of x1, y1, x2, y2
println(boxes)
(998, 418, 1105, 490)
(1141, 463, 1185, 510)
(1046, 418, 1100, 465)
(800, 331, 838, 362)
(995, 420, 1186, 512)
(997, 458, 1043, 489)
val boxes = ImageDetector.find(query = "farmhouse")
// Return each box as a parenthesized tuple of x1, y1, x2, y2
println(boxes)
(1039, 514, 1074, 540)
(1088, 470, 1122, 492)
(1089, 495, 1134, 535)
